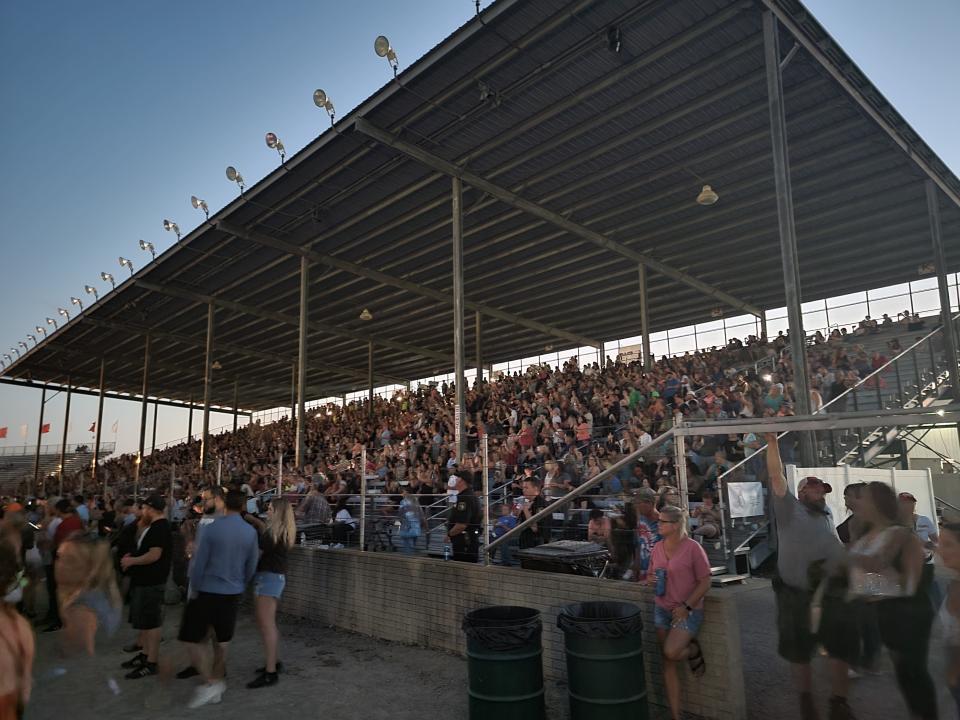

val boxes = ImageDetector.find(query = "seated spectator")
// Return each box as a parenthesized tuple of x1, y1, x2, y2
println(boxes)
(692, 491, 722, 540)
(586, 508, 611, 545)
(296, 484, 331, 525)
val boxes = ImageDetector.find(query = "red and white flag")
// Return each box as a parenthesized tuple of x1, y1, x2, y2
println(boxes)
(41, 423, 51, 434)
(0, 427, 7, 439)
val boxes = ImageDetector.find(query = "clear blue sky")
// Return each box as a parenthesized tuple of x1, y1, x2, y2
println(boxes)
(0, 0, 957, 456)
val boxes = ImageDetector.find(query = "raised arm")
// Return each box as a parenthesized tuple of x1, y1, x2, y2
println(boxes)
(764, 432, 787, 497)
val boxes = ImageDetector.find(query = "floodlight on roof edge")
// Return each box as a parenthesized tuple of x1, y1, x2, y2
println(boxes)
(35, 326, 46, 338)
(18, 341, 28, 353)
(85, 284, 99, 301)
(696, 185, 719, 206)
(70, 297, 83, 310)
(265, 132, 286, 163)
(191, 195, 210, 218)
(100, 271, 116, 290)
(313, 89, 336, 126)
(58, 307, 70, 320)
(2, 353, 10, 364)
(163, 218, 181, 242)
(374, 35, 399, 75)
(139, 239, 156, 261)
(27, 334, 37, 346)
(46, 317, 57, 330)
(10, 348, 19, 359)
(119, 257, 134, 276)
(226, 165, 245, 192)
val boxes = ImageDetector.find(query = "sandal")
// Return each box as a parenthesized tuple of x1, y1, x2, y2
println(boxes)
(687, 638, 706, 677)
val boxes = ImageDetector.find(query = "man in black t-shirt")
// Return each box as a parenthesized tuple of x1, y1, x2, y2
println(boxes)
(119, 495, 172, 679)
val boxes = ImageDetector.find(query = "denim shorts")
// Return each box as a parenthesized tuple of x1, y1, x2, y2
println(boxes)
(253, 571, 286, 599)
(654, 605, 704, 635)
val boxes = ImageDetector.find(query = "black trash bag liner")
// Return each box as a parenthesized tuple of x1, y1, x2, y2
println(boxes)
(556, 601, 643, 638)
(463, 606, 542, 652)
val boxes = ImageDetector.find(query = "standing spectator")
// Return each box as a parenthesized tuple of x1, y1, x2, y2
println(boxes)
(937, 522, 960, 716)
(44, 499, 83, 632)
(119, 495, 172, 679)
(396, 486, 425, 554)
(0, 539, 35, 718)
(836, 483, 880, 674)
(245, 498, 296, 689)
(180, 490, 258, 708)
(898, 492, 938, 595)
(55, 536, 122, 656)
(517, 477, 547, 549)
(445, 474, 481, 563)
(649, 505, 711, 720)
(849, 482, 936, 720)
(631, 488, 661, 582)
(765, 434, 855, 720)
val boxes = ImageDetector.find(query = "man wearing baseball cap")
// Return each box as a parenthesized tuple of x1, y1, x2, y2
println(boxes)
(765, 434, 855, 720)
(898, 492, 938, 588)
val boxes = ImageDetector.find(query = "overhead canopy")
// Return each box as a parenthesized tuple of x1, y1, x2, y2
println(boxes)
(4, 0, 959, 411)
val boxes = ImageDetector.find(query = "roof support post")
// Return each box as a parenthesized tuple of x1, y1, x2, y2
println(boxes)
(760, 310, 768, 342)
(296, 256, 310, 468)
(200, 302, 215, 470)
(475, 311, 483, 384)
(353, 118, 763, 319)
(31, 385, 47, 496)
(452, 176, 466, 463)
(92, 358, 106, 485)
(926, 180, 960, 403)
(134, 335, 151, 500)
(58, 379, 72, 498)
(367, 341, 374, 418)
(638, 264, 651, 370)
(233, 381, 239, 433)
(151, 400, 158, 454)
(763, 9, 815, 466)
(187, 395, 193, 443)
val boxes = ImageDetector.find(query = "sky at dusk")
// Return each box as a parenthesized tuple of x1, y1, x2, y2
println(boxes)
(0, 0, 957, 456)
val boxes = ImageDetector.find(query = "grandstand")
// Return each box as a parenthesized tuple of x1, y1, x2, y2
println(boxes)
(0, 441, 115, 495)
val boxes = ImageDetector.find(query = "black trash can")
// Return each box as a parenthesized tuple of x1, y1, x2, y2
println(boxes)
(557, 601, 647, 720)
(462, 606, 545, 720)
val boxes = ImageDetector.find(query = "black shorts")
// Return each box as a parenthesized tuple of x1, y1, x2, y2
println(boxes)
(129, 584, 166, 630)
(773, 577, 857, 665)
(178, 592, 241, 643)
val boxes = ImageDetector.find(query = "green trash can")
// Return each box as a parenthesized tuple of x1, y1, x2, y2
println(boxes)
(557, 601, 648, 720)
(462, 606, 545, 720)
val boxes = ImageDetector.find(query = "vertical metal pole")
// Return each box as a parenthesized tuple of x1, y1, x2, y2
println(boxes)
(481, 435, 490, 566)
(169, 465, 176, 521)
(134, 335, 151, 500)
(151, 400, 158, 454)
(277, 451, 283, 497)
(360, 446, 368, 551)
(91, 358, 106, 484)
(216, 458, 222, 487)
(638, 264, 651, 369)
(895, 359, 904, 405)
(452, 176, 466, 463)
(58, 380, 72, 497)
(367, 341, 374, 417)
(200, 302, 215, 469)
(928, 179, 960, 401)
(674, 422, 689, 512)
(290, 364, 296, 422)
(232, 380, 239, 433)
(763, 10, 814, 466)
(296, 256, 310, 467)
(475, 311, 483, 384)
(31, 385, 47, 495)
(760, 311, 768, 342)
(187, 395, 193, 442)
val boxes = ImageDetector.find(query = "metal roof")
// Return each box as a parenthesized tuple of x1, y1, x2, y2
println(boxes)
(4, 0, 959, 411)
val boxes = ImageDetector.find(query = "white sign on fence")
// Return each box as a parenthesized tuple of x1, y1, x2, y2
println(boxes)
(727, 481, 764, 518)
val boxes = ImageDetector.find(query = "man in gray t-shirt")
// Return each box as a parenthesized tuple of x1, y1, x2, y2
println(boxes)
(766, 433, 856, 720)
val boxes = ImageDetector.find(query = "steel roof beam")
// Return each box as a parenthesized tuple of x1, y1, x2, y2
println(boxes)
(216, 221, 601, 349)
(355, 118, 764, 318)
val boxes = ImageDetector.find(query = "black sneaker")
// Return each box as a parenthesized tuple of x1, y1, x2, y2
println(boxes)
(254, 661, 284, 674)
(42, 623, 63, 633)
(122, 642, 143, 653)
(246, 671, 278, 689)
(176, 666, 200, 680)
(125, 662, 158, 680)
(121, 653, 147, 670)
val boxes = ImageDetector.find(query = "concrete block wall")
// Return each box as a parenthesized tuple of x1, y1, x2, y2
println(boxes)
(282, 548, 747, 720)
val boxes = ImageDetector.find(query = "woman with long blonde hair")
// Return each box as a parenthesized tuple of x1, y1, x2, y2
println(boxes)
(246, 498, 296, 689)
(55, 535, 122, 656)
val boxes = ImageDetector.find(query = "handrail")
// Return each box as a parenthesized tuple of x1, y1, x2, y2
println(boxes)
(486, 428, 676, 554)
(936, 496, 960, 515)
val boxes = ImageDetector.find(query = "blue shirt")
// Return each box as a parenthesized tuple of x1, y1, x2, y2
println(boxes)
(189, 514, 258, 596)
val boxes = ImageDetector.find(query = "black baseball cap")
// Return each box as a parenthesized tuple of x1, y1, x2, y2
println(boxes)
(142, 494, 166, 512)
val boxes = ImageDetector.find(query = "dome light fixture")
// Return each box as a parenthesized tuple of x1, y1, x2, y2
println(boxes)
(85, 284, 100, 301)
(191, 195, 210, 218)
(100, 271, 116, 290)
(359, 308, 373, 321)
(265, 132, 286, 162)
(313, 89, 336, 124)
(226, 165, 245, 191)
(139, 239, 156, 260)
(374, 35, 399, 75)
(696, 184, 719, 206)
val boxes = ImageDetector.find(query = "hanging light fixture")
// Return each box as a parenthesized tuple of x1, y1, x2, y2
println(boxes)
(374, 35, 399, 75)
(313, 89, 336, 124)
(265, 132, 286, 162)
(139, 239, 156, 260)
(191, 195, 210, 218)
(696, 185, 719, 206)
(359, 308, 373, 321)
(226, 165, 245, 191)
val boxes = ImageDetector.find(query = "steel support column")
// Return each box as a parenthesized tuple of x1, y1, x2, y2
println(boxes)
(763, 10, 815, 466)
(760, 310, 769, 341)
(232, 381, 239, 433)
(296, 256, 310, 467)
(151, 401, 158, 454)
(134, 335, 151, 500)
(58, 380, 72, 497)
(187, 395, 193, 442)
(200, 302, 215, 469)
(31, 385, 47, 495)
(927, 180, 960, 403)
(638, 264, 651, 369)
(92, 358, 105, 485)
(452, 176, 466, 462)
(367, 341, 374, 417)
(290, 364, 296, 422)
(475, 311, 483, 384)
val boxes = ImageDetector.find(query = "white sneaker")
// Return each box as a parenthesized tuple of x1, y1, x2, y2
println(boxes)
(188, 680, 225, 709)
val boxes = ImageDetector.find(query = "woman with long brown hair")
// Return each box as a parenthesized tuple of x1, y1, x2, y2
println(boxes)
(55, 535, 122, 656)
(245, 498, 296, 689)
